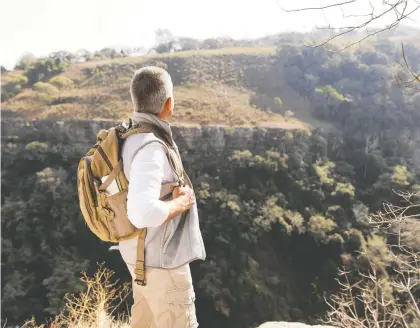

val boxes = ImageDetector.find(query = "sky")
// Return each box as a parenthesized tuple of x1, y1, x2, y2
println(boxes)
(1, 0, 419, 69)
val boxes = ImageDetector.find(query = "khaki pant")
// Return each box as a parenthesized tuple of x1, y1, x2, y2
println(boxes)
(127, 264, 198, 328)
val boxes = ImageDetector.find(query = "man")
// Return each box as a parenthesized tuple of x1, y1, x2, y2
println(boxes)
(118, 66, 206, 328)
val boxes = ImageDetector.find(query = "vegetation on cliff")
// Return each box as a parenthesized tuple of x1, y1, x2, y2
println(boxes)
(1, 28, 419, 328)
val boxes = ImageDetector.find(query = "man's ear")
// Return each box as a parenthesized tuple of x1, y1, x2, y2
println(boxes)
(164, 97, 172, 111)
(159, 97, 172, 120)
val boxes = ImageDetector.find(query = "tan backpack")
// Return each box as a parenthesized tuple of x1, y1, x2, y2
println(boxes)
(77, 120, 184, 286)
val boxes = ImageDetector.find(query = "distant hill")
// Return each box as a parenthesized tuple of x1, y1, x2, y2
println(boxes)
(2, 47, 310, 129)
(1, 27, 419, 131)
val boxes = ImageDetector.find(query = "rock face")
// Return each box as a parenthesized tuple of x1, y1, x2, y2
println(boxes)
(1, 119, 303, 157)
(258, 322, 334, 328)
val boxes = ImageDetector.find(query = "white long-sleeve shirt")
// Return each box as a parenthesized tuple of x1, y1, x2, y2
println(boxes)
(123, 134, 174, 228)
(118, 131, 206, 270)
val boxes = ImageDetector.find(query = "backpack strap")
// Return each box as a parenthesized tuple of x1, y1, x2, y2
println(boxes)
(98, 159, 123, 192)
(130, 138, 184, 185)
(134, 229, 147, 286)
(120, 126, 151, 139)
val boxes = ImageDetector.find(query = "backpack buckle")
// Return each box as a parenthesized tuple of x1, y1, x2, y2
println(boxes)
(134, 279, 146, 286)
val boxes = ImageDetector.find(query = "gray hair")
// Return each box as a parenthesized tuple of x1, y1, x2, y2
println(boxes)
(130, 66, 173, 114)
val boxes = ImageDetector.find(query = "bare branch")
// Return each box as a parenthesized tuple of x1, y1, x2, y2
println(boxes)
(277, 0, 356, 12)
(325, 191, 420, 327)
(401, 43, 420, 83)
(303, 3, 420, 52)
(280, 0, 420, 89)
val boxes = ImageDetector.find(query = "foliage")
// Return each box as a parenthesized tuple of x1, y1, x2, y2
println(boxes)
(391, 165, 411, 186)
(33, 82, 59, 95)
(314, 161, 335, 185)
(1, 121, 419, 328)
(49, 76, 74, 90)
(332, 183, 355, 197)
(307, 215, 337, 241)
(2, 73, 28, 102)
(25, 57, 67, 85)
(2, 83, 23, 102)
(4, 73, 28, 85)
(15, 53, 37, 70)
(49, 76, 74, 99)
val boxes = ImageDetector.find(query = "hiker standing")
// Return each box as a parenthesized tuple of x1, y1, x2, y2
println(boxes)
(119, 67, 206, 328)
(77, 66, 206, 328)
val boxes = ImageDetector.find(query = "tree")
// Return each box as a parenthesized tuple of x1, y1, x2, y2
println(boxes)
(1, 65, 7, 73)
(74, 49, 92, 62)
(49, 51, 75, 65)
(15, 52, 37, 70)
(154, 28, 174, 46)
(98, 48, 120, 59)
(1, 73, 28, 102)
(49, 76, 74, 99)
(153, 29, 176, 54)
(154, 43, 173, 54)
(25, 58, 66, 85)
(176, 37, 201, 51)
(202, 38, 222, 49)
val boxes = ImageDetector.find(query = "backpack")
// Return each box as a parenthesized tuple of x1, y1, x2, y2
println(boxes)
(77, 120, 184, 286)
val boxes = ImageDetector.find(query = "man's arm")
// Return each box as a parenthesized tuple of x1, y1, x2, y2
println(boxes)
(126, 142, 193, 229)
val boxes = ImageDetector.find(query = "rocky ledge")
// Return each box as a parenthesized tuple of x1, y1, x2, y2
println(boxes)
(258, 322, 334, 328)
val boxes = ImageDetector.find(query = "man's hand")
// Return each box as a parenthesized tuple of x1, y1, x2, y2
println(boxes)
(164, 185, 195, 223)
(172, 185, 195, 211)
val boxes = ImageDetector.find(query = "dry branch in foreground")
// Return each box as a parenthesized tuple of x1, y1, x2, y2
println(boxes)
(325, 191, 420, 328)
(22, 265, 131, 328)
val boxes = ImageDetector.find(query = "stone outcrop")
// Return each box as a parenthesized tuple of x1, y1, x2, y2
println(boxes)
(1, 119, 301, 156)
(257, 322, 334, 328)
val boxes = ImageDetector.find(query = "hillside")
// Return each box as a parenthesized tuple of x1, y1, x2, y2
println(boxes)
(2, 47, 310, 129)
(2, 27, 419, 132)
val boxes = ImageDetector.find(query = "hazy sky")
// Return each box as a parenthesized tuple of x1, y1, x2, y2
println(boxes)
(1, 0, 419, 68)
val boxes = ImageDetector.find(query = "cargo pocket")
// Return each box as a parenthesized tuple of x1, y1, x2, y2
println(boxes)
(167, 287, 198, 328)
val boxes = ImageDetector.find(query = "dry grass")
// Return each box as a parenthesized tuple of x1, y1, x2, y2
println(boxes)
(3, 81, 305, 128)
(22, 266, 131, 328)
(2, 46, 310, 129)
(172, 83, 290, 126)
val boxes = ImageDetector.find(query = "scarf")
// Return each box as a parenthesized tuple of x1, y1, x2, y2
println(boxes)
(132, 112, 173, 141)
(131, 111, 182, 163)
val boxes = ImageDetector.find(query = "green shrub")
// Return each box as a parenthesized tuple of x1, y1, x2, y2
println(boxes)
(332, 182, 355, 197)
(49, 76, 74, 90)
(33, 82, 59, 95)
(308, 215, 337, 240)
(391, 165, 411, 185)
(314, 161, 335, 185)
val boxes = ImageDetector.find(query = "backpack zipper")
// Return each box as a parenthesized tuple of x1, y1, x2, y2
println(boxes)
(84, 157, 98, 206)
(80, 166, 95, 225)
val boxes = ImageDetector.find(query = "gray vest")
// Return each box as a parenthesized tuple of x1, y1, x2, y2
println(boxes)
(118, 132, 206, 269)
